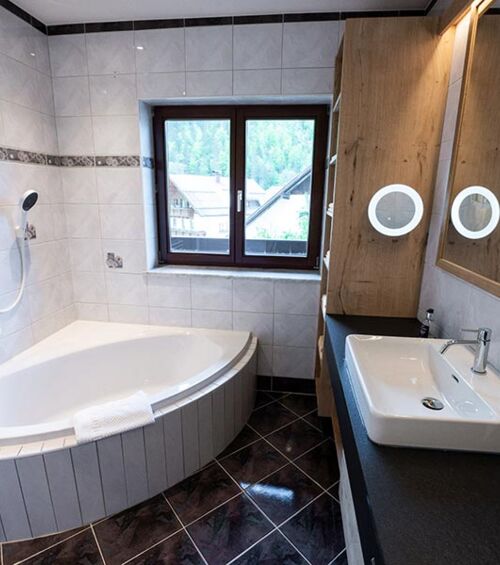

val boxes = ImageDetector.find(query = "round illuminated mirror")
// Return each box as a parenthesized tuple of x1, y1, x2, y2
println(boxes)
(368, 184, 424, 236)
(451, 186, 500, 240)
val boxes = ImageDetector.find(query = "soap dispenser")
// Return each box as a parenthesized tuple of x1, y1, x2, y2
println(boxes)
(419, 308, 434, 338)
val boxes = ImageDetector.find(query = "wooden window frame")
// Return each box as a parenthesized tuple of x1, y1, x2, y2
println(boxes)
(153, 104, 328, 270)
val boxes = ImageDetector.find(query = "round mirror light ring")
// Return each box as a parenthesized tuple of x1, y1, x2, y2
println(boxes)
(368, 184, 424, 237)
(451, 186, 500, 240)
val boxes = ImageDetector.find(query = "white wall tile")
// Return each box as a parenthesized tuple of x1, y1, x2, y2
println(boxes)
(274, 281, 319, 315)
(86, 31, 135, 75)
(70, 238, 103, 272)
(186, 71, 232, 97)
(273, 345, 315, 379)
(75, 301, 109, 321)
(134, 28, 185, 73)
(283, 22, 339, 68)
(89, 74, 137, 116)
(99, 204, 145, 240)
(61, 168, 98, 204)
(233, 279, 274, 313)
(72, 271, 107, 303)
(148, 274, 191, 309)
(185, 26, 232, 71)
(273, 313, 317, 348)
(108, 304, 148, 324)
(96, 167, 142, 204)
(192, 309, 232, 330)
(233, 24, 282, 70)
(65, 204, 100, 238)
(56, 117, 94, 155)
(92, 116, 140, 155)
(106, 273, 148, 306)
(257, 344, 273, 376)
(102, 239, 147, 274)
(191, 276, 232, 311)
(53, 76, 91, 117)
(282, 68, 334, 95)
(233, 312, 273, 345)
(137, 72, 186, 99)
(149, 306, 191, 327)
(233, 70, 281, 96)
(49, 34, 88, 77)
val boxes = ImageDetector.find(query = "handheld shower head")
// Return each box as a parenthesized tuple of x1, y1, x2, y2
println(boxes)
(1, 190, 39, 314)
(16, 190, 39, 239)
(21, 190, 39, 211)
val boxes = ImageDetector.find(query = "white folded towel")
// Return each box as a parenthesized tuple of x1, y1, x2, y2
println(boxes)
(73, 390, 154, 444)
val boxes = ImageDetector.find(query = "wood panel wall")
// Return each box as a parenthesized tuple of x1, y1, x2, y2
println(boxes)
(328, 17, 454, 317)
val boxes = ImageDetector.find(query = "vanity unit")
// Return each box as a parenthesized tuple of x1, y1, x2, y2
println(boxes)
(325, 315, 500, 565)
(317, 5, 500, 563)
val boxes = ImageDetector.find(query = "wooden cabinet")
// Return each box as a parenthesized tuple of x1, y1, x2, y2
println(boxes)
(315, 17, 453, 415)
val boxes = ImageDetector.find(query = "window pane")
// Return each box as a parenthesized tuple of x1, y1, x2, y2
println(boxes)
(165, 119, 231, 255)
(244, 119, 315, 257)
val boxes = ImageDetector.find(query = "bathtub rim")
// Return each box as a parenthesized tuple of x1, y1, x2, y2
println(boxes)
(0, 322, 256, 456)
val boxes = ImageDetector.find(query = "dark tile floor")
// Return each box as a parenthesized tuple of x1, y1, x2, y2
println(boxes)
(0, 391, 344, 565)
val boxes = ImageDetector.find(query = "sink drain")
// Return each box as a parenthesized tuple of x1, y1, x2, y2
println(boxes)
(421, 397, 444, 410)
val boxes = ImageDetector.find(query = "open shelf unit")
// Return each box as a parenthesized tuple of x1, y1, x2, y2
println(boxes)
(314, 41, 343, 416)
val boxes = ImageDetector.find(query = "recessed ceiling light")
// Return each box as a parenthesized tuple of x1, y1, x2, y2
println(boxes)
(136, 45, 144, 51)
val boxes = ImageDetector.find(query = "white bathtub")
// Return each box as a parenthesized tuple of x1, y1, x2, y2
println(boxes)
(0, 321, 252, 446)
(0, 320, 257, 542)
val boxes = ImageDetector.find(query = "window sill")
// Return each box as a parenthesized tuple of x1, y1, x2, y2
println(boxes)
(147, 265, 320, 283)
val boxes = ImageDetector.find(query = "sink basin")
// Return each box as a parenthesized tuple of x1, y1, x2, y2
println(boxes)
(345, 335, 500, 453)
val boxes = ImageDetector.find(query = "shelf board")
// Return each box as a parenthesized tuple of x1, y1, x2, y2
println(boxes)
(318, 335, 325, 362)
(333, 93, 341, 113)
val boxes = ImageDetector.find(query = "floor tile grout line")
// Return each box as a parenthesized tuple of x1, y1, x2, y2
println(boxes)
(224, 528, 278, 565)
(329, 546, 347, 564)
(276, 527, 314, 565)
(230, 466, 316, 565)
(179, 489, 244, 531)
(119, 525, 182, 565)
(216, 435, 262, 462)
(90, 524, 107, 565)
(121, 516, 188, 565)
(10, 528, 93, 565)
(214, 445, 331, 564)
(161, 493, 209, 565)
(256, 431, 338, 498)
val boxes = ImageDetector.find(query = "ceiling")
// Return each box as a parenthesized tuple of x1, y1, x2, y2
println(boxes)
(14, 0, 430, 25)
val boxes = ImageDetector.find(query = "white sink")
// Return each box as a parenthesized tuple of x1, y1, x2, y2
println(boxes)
(345, 335, 500, 453)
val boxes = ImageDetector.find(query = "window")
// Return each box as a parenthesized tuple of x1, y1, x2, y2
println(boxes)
(154, 105, 328, 269)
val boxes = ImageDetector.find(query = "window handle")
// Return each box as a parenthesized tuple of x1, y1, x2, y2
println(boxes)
(237, 190, 243, 213)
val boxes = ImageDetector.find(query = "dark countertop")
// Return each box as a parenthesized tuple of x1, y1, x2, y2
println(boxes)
(324, 315, 500, 565)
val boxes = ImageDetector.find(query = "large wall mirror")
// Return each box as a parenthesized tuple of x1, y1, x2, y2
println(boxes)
(438, 4, 500, 296)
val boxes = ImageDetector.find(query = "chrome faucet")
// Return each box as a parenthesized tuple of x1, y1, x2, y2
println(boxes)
(440, 327, 492, 374)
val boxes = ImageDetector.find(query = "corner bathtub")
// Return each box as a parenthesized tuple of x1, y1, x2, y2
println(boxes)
(0, 321, 257, 542)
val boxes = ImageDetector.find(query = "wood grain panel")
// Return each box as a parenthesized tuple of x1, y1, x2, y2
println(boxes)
(328, 17, 453, 317)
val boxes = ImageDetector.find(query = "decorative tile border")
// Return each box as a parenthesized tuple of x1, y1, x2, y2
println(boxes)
(0, 146, 154, 169)
(0, 0, 439, 36)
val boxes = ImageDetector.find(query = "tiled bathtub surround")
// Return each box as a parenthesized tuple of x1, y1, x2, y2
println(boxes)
(0, 391, 344, 564)
(75, 271, 320, 380)
(0, 342, 257, 542)
(418, 14, 500, 371)
(0, 6, 74, 363)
